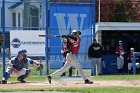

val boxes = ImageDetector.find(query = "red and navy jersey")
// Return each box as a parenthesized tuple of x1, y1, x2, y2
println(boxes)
(127, 52, 140, 62)
(62, 36, 81, 56)
(68, 36, 81, 55)
(115, 47, 126, 56)
(127, 53, 133, 62)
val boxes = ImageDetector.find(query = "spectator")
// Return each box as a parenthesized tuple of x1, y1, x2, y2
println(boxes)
(127, 48, 140, 74)
(115, 40, 126, 74)
(0, 35, 3, 42)
(0, 35, 3, 48)
(88, 39, 104, 76)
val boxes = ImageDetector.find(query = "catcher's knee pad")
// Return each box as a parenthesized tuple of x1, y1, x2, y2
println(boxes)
(17, 73, 30, 81)
(26, 69, 31, 74)
(3, 72, 10, 80)
(17, 69, 31, 81)
(24, 69, 31, 78)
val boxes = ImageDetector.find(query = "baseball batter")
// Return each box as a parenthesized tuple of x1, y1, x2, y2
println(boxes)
(115, 40, 126, 74)
(48, 29, 93, 84)
(61, 35, 73, 77)
(1, 50, 41, 84)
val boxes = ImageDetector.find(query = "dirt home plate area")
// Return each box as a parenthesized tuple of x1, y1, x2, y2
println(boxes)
(1, 77, 140, 89)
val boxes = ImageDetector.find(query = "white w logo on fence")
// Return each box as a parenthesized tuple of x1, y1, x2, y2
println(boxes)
(54, 13, 87, 35)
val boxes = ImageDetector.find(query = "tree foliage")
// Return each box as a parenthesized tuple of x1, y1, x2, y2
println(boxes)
(114, 0, 128, 22)
(98, 0, 140, 22)
(123, 0, 140, 22)
(48, 0, 140, 22)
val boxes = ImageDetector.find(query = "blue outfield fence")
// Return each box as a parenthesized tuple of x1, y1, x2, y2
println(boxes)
(49, 2, 96, 69)
(0, 1, 96, 76)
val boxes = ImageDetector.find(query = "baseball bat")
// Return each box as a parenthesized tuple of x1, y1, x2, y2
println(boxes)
(39, 34, 91, 38)
(39, 34, 62, 37)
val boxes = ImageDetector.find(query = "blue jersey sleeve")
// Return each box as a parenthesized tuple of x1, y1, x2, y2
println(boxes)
(7, 57, 16, 69)
(26, 58, 34, 64)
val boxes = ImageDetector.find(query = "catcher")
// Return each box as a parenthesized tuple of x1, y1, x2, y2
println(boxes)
(0, 49, 43, 84)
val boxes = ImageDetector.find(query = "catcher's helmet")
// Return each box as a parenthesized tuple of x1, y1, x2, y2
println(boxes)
(18, 49, 27, 57)
(72, 29, 81, 35)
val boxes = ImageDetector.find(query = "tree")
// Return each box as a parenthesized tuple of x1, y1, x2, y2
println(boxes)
(23, 0, 30, 29)
(114, 0, 128, 22)
(124, 0, 140, 22)
(97, 0, 118, 22)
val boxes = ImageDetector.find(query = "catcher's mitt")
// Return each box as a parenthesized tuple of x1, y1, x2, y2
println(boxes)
(37, 64, 43, 71)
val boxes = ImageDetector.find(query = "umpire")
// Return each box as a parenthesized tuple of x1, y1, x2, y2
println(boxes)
(88, 39, 104, 76)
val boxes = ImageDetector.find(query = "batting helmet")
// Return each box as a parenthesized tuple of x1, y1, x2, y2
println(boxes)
(72, 29, 81, 35)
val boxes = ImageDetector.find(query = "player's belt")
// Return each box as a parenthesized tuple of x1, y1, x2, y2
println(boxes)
(70, 52, 76, 56)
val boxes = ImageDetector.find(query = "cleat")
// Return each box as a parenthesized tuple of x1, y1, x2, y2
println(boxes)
(98, 73, 102, 76)
(20, 79, 26, 83)
(84, 79, 93, 84)
(47, 76, 52, 84)
(17, 78, 26, 83)
(1, 80, 7, 84)
(17, 77, 21, 81)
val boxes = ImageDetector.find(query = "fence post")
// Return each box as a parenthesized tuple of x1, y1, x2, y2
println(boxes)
(92, 0, 96, 76)
(39, 56, 42, 76)
(133, 52, 136, 75)
(2, 0, 6, 77)
(45, 0, 49, 75)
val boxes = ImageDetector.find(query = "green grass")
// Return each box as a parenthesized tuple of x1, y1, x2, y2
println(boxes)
(1, 66, 140, 92)
(4, 74, 140, 82)
(1, 74, 140, 83)
(1, 87, 140, 93)
(91, 74, 140, 80)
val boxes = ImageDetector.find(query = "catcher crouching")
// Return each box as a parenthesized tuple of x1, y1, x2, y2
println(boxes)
(0, 50, 43, 84)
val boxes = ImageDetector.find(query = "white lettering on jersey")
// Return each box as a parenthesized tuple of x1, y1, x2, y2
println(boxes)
(93, 47, 100, 50)
(73, 41, 78, 47)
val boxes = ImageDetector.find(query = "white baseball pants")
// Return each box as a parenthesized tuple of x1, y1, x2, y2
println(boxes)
(117, 56, 124, 69)
(6, 67, 29, 77)
(128, 63, 140, 70)
(51, 53, 87, 80)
